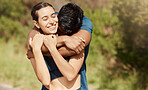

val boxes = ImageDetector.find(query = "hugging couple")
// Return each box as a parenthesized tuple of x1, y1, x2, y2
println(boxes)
(27, 2, 93, 90)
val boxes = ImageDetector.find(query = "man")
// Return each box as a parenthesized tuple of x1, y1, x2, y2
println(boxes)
(27, 2, 93, 90)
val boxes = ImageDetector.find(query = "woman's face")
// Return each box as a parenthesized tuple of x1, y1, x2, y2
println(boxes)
(36, 6, 58, 35)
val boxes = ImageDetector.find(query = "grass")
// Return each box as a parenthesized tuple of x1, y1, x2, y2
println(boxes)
(0, 40, 41, 90)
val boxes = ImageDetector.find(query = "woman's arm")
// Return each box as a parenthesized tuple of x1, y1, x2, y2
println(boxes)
(27, 34, 50, 89)
(50, 48, 84, 81)
(44, 35, 84, 81)
(32, 49, 50, 89)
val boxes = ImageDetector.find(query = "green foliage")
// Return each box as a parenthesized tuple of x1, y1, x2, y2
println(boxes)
(112, 0, 148, 73)
(0, 16, 30, 43)
(111, 0, 148, 89)
(84, 6, 120, 65)
(0, 0, 26, 20)
(84, 0, 148, 89)
(0, 0, 33, 45)
(0, 0, 148, 89)
(112, 0, 148, 67)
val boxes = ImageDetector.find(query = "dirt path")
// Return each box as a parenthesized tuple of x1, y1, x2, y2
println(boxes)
(0, 83, 20, 90)
(0, 83, 98, 90)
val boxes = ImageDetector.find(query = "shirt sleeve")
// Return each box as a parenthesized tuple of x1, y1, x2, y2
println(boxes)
(80, 16, 93, 34)
(55, 12, 58, 15)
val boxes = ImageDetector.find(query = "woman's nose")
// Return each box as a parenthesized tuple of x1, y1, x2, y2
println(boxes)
(54, 19, 58, 23)
(48, 18, 54, 23)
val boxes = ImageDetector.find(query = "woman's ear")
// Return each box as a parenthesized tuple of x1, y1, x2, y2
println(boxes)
(33, 20, 40, 29)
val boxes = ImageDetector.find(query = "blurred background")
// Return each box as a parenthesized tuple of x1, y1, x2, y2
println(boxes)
(0, 0, 148, 90)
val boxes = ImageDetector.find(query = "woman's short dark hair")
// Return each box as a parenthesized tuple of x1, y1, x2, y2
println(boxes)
(31, 2, 54, 21)
(58, 3, 84, 35)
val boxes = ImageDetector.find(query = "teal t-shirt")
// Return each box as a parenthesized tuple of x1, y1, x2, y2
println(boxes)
(42, 13, 93, 90)
(80, 16, 93, 90)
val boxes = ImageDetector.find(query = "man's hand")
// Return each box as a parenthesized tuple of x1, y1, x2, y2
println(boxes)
(26, 50, 34, 59)
(64, 36, 85, 54)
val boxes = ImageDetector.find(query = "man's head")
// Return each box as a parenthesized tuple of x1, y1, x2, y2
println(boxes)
(58, 3, 84, 35)
(31, 2, 58, 35)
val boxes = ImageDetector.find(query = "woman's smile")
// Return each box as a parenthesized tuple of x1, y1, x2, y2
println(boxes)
(47, 25, 56, 30)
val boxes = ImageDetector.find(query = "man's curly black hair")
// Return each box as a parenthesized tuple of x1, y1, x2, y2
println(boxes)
(58, 3, 84, 35)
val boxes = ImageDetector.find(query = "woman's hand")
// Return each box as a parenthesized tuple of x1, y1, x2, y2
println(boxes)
(30, 34, 44, 50)
(44, 35, 57, 50)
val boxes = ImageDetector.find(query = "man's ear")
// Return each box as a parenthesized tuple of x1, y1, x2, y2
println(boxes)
(33, 20, 40, 29)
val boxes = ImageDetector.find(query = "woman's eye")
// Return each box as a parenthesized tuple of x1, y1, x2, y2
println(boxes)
(42, 17, 48, 21)
(43, 18, 47, 21)
(52, 15, 56, 18)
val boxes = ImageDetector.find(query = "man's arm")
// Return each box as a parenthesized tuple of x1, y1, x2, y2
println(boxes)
(56, 30, 91, 57)
(27, 16, 93, 58)
(56, 16, 93, 56)
(27, 29, 91, 58)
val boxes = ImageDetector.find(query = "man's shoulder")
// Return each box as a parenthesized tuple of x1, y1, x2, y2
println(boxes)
(82, 16, 93, 26)
(27, 28, 41, 48)
(81, 16, 93, 34)
(28, 27, 41, 38)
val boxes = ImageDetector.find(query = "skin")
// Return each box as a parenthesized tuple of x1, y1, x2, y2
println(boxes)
(27, 29, 91, 58)
(27, 5, 91, 90)
(29, 34, 50, 88)
(44, 35, 84, 89)
(29, 6, 59, 88)
(33, 6, 58, 35)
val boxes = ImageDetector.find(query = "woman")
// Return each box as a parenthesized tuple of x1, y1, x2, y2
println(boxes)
(29, 2, 84, 90)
